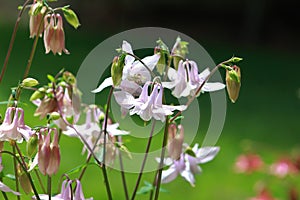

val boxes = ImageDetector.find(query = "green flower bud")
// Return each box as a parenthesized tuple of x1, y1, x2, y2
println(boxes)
(19, 173, 33, 194)
(171, 37, 189, 70)
(111, 55, 125, 86)
(22, 78, 39, 87)
(226, 65, 241, 103)
(49, 112, 61, 120)
(26, 134, 38, 158)
(229, 56, 243, 63)
(62, 7, 81, 29)
(30, 89, 44, 101)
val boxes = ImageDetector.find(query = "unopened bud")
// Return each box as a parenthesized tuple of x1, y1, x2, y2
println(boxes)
(22, 78, 39, 87)
(26, 134, 38, 158)
(19, 173, 33, 194)
(111, 55, 125, 86)
(226, 65, 241, 103)
(167, 124, 184, 160)
(49, 112, 60, 120)
(171, 37, 189, 70)
(62, 7, 81, 29)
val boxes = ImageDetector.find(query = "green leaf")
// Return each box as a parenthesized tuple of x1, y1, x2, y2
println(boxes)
(47, 74, 55, 82)
(62, 8, 81, 29)
(5, 174, 16, 181)
(137, 182, 154, 195)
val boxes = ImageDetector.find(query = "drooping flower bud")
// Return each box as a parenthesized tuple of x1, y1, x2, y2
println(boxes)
(19, 173, 33, 194)
(43, 14, 69, 55)
(26, 134, 38, 158)
(167, 124, 184, 160)
(29, 1, 46, 38)
(111, 55, 125, 86)
(226, 65, 241, 103)
(38, 129, 60, 176)
(22, 77, 39, 87)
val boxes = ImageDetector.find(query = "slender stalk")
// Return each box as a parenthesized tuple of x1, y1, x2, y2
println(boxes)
(12, 145, 20, 200)
(1, 191, 8, 200)
(118, 136, 129, 200)
(1, 150, 41, 200)
(0, 0, 31, 83)
(23, 12, 46, 80)
(153, 118, 169, 200)
(14, 143, 27, 169)
(47, 176, 52, 200)
(35, 169, 46, 194)
(131, 120, 157, 200)
(101, 86, 114, 200)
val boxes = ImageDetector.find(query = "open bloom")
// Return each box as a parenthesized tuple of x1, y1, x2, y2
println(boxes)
(0, 107, 33, 142)
(38, 129, 60, 176)
(92, 40, 160, 96)
(162, 60, 225, 98)
(44, 13, 69, 55)
(114, 82, 186, 122)
(160, 144, 220, 186)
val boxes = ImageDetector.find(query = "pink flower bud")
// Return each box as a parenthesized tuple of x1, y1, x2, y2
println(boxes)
(43, 14, 69, 55)
(38, 129, 60, 176)
(167, 124, 184, 160)
(234, 154, 263, 173)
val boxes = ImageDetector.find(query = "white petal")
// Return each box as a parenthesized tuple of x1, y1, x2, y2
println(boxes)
(198, 68, 210, 79)
(196, 146, 220, 164)
(140, 54, 160, 71)
(113, 91, 135, 109)
(180, 169, 196, 187)
(155, 157, 173, 166)
(91, 77, 113, 93)
(0, 181, 20, 195)
(28, 153, 39, 172)
(161, 165, 179, 184)
(167, 67, 178, 81)
(202, 82, 225, 92)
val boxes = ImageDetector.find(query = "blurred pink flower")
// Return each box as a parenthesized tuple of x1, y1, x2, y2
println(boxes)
(249, 188, 276, 200)
(234, 154, 263, 173)
(270, 158, 299, 178)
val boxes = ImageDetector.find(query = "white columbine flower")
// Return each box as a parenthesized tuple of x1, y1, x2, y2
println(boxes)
(92, 40, 160, 96)
(114, 82, 186, 122)
(162, 60, 225, 98)
(160, 144, 220, 186)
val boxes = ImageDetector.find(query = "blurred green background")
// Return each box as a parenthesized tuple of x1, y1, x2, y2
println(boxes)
(0, 0, 300, 199)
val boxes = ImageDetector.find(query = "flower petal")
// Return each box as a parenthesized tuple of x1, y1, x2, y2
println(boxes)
(91, 77, 113, 93)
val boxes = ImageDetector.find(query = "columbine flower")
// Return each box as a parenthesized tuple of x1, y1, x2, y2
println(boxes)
(234, 154, 264, 173)
(33, 179, 93, 200)
(167, 124, 184, 160)
(38, 129, 60, 176)
(44, 13, 69, 55)
(160, 144, 219, 186)
(269, 158, 298, 178)
(114, 82, 186, 122)
(0, 107, 33, 142)
(248, 188, 276, 200)
(162, 60, 225, 98)
(92, 40, 160, 96)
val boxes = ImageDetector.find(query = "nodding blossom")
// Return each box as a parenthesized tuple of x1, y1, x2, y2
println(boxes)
(92, 40, 160, 96)
(44, 13, 69, 55)
(167, 124, 184, 160)
(162, 60, 225, 98)
(0, 107, 33, 142)
(114, 82, 186, 122)
(160, 144, 219, 186)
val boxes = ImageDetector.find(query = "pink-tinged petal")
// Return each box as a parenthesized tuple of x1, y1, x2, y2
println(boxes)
(91, 77, 113, 93)
(161, 165, 179, 184)
(140, 54, 160, 71)
(187, 156, 202, 175)
(28, 153, 39, 172)
(114, 91, 135, 110)
(74, 180, 85, 200)
(119, 80, 142, 96)
(122, 41, 135, 65)
(189, 61, 200, 84)
(47, 130, 60, 176)
(180, 168, 196, 187)
(0, 181, 20, 195)
(38, 133, 51, 175)
(195, 146, 220, 164)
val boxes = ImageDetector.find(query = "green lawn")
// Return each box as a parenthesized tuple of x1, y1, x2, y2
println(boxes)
(0, 23, 299, 199)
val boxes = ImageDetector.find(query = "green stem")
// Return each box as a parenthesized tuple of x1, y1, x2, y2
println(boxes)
(1, 150, 41, 200)
(48, 176, 52, 200)
(117, 136, 129, 200)
(131, 120, 157, 200)
(12, 145, 20, 200)
(1, 191, 8, 200)
(153, 118, 169, 200)
(0, 0, 31, 83)
(101, 86, 114, 200)
(35, 169, 46, 194)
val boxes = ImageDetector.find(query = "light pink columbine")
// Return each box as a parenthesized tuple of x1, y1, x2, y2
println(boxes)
(114, 82, 186, 122)
(162, 60, 225, 98)
(234, 154, 264, 173)
(160, 144, 220, 186)
(92, 40, 160, 96)
(0, 107, 33, 142)
(248, 188, 276, 200)
(44, 13, 69, 55)
(167, 124, 184, 160)
(29, 1, 45, 38)
(38, 129, 60, 176)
